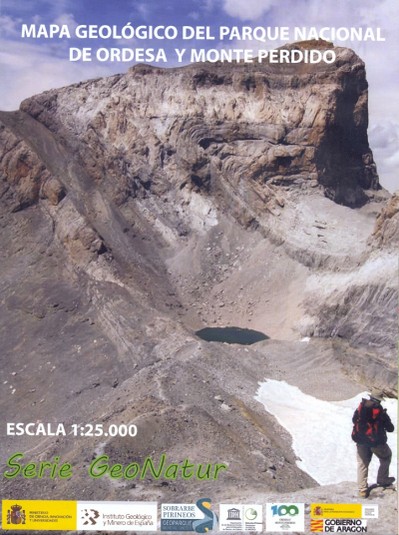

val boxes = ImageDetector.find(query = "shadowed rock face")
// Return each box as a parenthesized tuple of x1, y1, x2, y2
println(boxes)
(0, 44, 396, 506)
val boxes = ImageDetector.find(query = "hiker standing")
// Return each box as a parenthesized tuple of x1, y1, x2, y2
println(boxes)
(352, 390, 395, 497)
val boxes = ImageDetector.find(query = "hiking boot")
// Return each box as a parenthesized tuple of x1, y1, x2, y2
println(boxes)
(359, 490, 369, 498)
(377, 477, 395, 487)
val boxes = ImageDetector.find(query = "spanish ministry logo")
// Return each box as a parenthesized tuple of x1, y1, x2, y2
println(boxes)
(310, 503, 378, 519)
(161, 498, 218, 532)
(2, 500, 76, 531)
(6, 504, 26, 525)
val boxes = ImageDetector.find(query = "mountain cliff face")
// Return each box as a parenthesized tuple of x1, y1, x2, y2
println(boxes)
(0, 43, 396, 504)
(9, 45, 380, 213)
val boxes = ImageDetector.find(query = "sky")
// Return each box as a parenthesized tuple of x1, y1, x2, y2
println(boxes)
(0, 0, 398, 192)
(256, 379, 398, 486)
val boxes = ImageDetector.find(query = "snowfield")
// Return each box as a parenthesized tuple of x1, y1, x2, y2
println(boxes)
(255, 379, 398, 486)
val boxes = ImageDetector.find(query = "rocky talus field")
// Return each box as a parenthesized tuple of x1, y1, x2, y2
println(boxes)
(0, 41, 397, 533)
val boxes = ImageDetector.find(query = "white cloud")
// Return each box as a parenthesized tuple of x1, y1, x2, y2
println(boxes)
(223, 0, 278, 20)
(2, 0, 74, 17)
(0, 15, 23, 37)
(32, 14, 43, 25)
(369, 123, 398, 150)
(203, 0, 218, 12)
(369, 123, 399, 193)
(1, 0, 38, 12)
(188, 11, 201, 20)
(0, 39, 120, 111)
(130, 2, 152, 21)
(53, 12, 78, 32)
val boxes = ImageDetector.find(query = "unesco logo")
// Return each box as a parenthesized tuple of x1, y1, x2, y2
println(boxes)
(271, 504, 299, 517)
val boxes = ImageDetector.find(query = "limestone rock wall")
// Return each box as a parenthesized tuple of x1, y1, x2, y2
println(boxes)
(19, 45, 379, 211)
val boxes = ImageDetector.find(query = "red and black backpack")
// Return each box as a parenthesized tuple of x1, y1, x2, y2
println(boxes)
(351, 401, 384, 445)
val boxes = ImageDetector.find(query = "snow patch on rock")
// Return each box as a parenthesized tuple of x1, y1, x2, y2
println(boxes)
(256, 379, 397, 486)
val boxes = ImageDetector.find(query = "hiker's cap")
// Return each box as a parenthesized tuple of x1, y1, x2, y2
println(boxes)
(369, 389, 384, 402)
